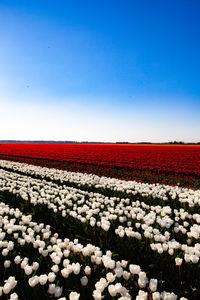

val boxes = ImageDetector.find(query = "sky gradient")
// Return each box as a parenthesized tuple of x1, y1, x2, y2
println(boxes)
(0, 0, 200, 142)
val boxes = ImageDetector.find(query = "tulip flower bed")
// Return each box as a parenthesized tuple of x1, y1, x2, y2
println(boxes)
(0, 144, 200, 189)
(0, 160, 200, 299)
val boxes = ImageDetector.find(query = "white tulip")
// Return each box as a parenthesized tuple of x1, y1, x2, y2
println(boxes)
(3, 282, 11, 294)
(92, 289, 102, 300)
(175, 258, 183, 266)
(108, 285, 117, 297)
(39, 274, 48, 285)
(129, 264, 141, 274)
(54, 286, 63, 298)
(152, 292, 161, 300)
(4, 260, 11, 268)
(28, 276, 39, 287)
(149, 279, 158, 292)
(80, 276, 88, 286)
(69, 291, 80, 300)
(10, 292, 18, 300)
(24, 265, 33, 275)
(84, 266, 91, 275)
(49, 284, 56, 294)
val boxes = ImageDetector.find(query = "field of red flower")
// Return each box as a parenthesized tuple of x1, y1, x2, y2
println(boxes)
(0, 143, 200, 189)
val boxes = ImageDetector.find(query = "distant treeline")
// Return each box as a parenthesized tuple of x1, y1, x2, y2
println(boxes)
(0, 140, 200, 145)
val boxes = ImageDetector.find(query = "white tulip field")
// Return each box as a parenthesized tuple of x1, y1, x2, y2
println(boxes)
(0, 159, 200, 299)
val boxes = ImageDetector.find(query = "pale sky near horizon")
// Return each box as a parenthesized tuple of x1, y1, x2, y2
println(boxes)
(0, 0, 200, 143)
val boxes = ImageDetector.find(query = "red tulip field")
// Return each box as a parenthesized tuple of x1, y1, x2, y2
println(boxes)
(0, 143, 199, 189)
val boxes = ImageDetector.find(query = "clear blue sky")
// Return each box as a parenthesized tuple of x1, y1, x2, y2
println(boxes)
(0, 0, 200, 142)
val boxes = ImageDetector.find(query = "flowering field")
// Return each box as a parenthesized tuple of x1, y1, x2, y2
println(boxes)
(0, 145, 200, 299)
(0, 144, 200, 189)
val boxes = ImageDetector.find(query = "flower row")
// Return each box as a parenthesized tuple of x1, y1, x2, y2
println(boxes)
(0, 160, 200, 208)
(0, 200, 180, 300)
(0, 167, 200, 267)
